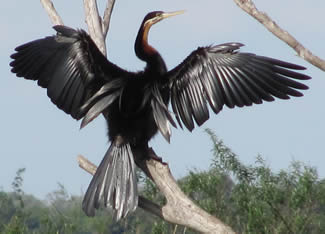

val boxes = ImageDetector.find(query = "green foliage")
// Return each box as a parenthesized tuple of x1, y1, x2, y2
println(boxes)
(1, 168, 28, 234)
(0, 192, 16, 230)
(204, 129, 325, 233)
(1, 129, 325, 233)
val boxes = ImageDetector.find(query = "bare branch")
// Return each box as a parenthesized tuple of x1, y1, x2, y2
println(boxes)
(233, 0, 325, 71)
(83, 0, 107, 56)
(102, 0, 116, 38)
(40, 0, 64, 25)
(77, 155, 97, 175)
(78, 154, 235, 234)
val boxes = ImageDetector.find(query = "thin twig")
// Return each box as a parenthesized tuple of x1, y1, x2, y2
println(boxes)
(233, 0, 325, 71)
(102, 0, 116, 38)
(40, 0, 64, 25)
(77, 155, 97, 175)
(83, 0, 107, 56)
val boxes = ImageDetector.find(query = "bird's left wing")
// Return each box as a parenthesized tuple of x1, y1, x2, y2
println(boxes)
(10, 25, 129, 120)
(166, 43, 310, 131)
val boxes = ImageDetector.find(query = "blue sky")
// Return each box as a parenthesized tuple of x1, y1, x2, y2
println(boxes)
(1, 0, 325, 199)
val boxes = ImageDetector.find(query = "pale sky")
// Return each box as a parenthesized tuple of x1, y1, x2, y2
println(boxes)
(1, 0, 325, 199)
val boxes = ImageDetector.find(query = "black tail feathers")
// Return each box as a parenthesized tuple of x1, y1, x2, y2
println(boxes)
(82, 140, 138, 220)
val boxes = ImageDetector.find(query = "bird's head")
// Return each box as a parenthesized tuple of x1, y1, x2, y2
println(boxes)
(135, 10, 185, 63)
(143, 10, 185, 29)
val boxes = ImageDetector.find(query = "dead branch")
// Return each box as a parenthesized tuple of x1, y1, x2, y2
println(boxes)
(40, 0, 64, 25)
(83, 0, 107, 56)
(78, 155, 235, 234)
(102, 0, 116, 38)
(233, 0, 325, 72)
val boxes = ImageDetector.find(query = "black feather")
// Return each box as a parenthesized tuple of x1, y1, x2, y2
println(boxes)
(167, 43, 310, 129)
(82, 141, 138, 220)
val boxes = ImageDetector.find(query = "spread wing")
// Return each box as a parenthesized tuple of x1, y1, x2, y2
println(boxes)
(10, 25, 129, 120)
(166, 43, 310, 131)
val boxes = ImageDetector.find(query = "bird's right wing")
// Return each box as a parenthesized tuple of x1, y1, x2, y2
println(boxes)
(10, 25, 129, 120)
(166, 43, 311, 131)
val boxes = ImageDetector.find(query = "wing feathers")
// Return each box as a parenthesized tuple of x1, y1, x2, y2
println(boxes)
(10, 25, 128, 120)
(179, 85, 195, 131)
(167, 43, 310, 131)
(190, 78, 209, 126)
(80, 91, 120, 129)
(228, 67, 256, 104)
(234, 68, 275, 102)
(201, 65, 224, 113)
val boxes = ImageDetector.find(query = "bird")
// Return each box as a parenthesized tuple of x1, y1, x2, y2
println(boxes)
(10, 10, 310, 220)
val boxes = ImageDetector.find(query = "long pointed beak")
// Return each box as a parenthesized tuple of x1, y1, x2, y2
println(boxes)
(161, 10, 185, 19)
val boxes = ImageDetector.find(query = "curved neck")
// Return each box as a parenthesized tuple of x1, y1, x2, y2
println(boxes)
(135, 22, 167, 74)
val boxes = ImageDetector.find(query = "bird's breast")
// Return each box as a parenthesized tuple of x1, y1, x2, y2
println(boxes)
(104, 80, 159, 145)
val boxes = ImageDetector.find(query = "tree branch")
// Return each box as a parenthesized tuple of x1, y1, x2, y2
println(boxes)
(102, 0, 116, 38)
(77, 154, 235, 233)
(83, 0, 107, 56)
(40, 0, 64, 25)
(233, 0, 325, 71)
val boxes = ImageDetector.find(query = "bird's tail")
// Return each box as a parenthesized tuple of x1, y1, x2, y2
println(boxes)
(82, 138, 138, 220)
